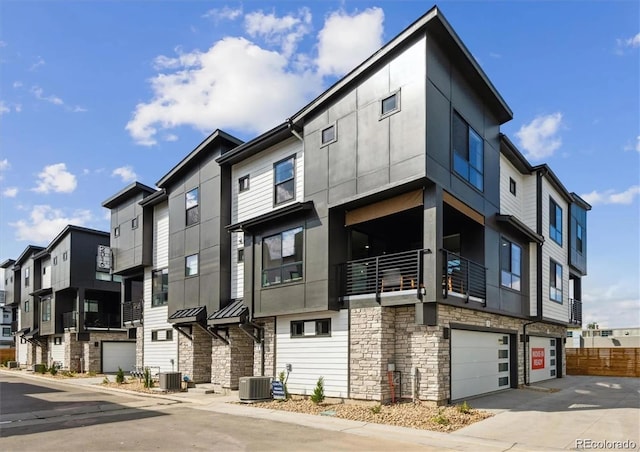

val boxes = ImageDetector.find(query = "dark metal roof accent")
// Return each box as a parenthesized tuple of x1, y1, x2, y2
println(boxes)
(15, 245, 45, 266)
(102, 181, 156, 209)
(46, 225, 110, 253)
(15, 327, 30, 336)
(499, 134, 533, 174)
(215, 123, 292, 166)
(139, 188, 168, 208)
(30, 287, 53, 297)
(0, 259, 16, 269)
(24, 328, 39, 338)
(495, 214, 544, 244)
(168, 306, 207, 325)
(207, 299, 248, 326)
(571, 193, 592, 211)
(226, 201, 314, 232)
(156, 129, 243, 188)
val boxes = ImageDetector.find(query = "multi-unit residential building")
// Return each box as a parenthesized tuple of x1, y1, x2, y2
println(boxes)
(0, 262, 15, 349)
(6, 227, 132, 372)
(567, 327, 640, 348)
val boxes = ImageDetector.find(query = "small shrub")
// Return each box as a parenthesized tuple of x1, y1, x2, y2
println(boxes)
(432, 409, 449, 425)
(143, 367, 153, 388)
(102, 376, 110, 384)
(370, 404, 382, 414)
(116, 367, 125, 384)
(49, 362, 60, 376)
(457, 401, 472, 414)
(310, 376, 325, 404)
(278, 370, 290, 399)
(36, 363, 47, 374)
(87, 371, 97, 377)
(61, 370, 76, 378)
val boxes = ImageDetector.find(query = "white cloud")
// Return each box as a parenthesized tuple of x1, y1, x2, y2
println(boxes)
(623, 136, 640, 152)
(31, 85, 64, 105)
(619, 32, 640, 48)
(70, 105, 87, 113)
(515, 112, 563, 160)
(14, 104, 22, 113)
(0, 158, 9, 180)
(2, 187, 18, 198)
(13, 81, 22, 88)
(489, 52, 502, 59)
(582, 281, 640, 329)
(202, 6, 243, 22)
(164, 134, 178, 142)
(245, 8, 312, 57)
(0, 101, 9, 115)
(10, 205, 92, 243)
(112, 165, 137, 183)
(316, 8, 384, 77)
(33, 163, 77, 194)
(127, 36, 322, 146)
(581, 185, 640, 206)
(29, 56, 46, 71)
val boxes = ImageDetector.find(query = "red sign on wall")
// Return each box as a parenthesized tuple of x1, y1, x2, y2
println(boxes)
(531, 348, 545, 370)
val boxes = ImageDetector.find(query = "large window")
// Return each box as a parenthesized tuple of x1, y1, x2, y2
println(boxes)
(262, 227, 303, 286)
(152, 268, 169, 306)
(549, 198, 563, 245)
(274, 156, 295, 205)
(185, 254, 199, 277)
(452, 112, 484, 191)
(550, 260, 563, 303)
(500, 238, 521, 291)
(42, 298, 51, 321)
(186, 188, 199, 226)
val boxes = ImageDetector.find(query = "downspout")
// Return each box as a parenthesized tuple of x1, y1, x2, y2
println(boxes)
(250, 232, 264, 377)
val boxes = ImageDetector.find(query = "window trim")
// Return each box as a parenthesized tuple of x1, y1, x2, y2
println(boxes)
(273, 155, 296, 206)
(500, 237, 522, 292)
(152, 268, 169, 307)
(185, 187, 200, 227)
(509, 177, 517, 196)
(290, 318, 331, 338)
(379, 89, 401, 119)
(151, 329, 174, 342)
(320, 123, 337, 147)
(262, 226, 304, 287)
(114, 226, 120, 238)
(452, 111, 484, 192)
(238, 175, 250, 193)
(131, 217, 139, 229)
(549, 197, 563, 246)
(42, 297, 51, 322)
(549, 259, 563, 303)
(576, 223, 584, 254)
(185, 254, 199, 277)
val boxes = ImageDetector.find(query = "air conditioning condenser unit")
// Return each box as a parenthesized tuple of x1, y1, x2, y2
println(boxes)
(239, 376, 272, 401)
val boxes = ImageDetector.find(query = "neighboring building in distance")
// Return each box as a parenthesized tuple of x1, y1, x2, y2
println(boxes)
(567, 327, 640, 348)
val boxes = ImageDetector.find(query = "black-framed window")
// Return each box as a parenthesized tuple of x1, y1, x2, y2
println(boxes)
(290, 318, 331, 338)
(24, 267, 30, 287)
(54, 336, 62, 345)
(262, 227, 303, 287)
(63, 251, 68, 261)
(152, 268, 168, 306)
(2, 327, 10, 337)
(509, 177, 517, 195)
(274, 156, 295, 205)
(576, 223, 584, 253)
(151, 329, 173, 341)
(239, 175, 250, 193)
(186, 188, 199, 226)
(25, 300, 30, 312)
(185, 254, 198, 277)
(549, 198, 563, 245)
(550, 260, 563, 303)
(237, 248, 244, 263)
(131, 217, 138, 229)
(321, 124, 336, 146)
(452, 112, 484, 191)
(380, 91, 400, 117)
(42, 297, 51, 321)
(500, 238, 522, 291)
(114, 226, 120, 237)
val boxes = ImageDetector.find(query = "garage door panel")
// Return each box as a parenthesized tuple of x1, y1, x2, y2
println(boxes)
(103, 342, 136, 373)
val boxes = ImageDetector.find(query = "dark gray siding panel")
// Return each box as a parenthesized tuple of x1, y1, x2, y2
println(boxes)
(426, 82, 450, 175)
(258, 284, 306, 316)
(328, 113, 357, 188)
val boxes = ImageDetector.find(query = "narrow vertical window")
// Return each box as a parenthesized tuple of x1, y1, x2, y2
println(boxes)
(576, 224, 583, 253)
(509, 178, 517, 195)
(185, 254, 199, 277)
(550, 260, 563, 302)
(500, 238, 521, 291)
(152, 268, 169, 306)
(549, 198, 563, 245)
(186, 188, 199, 226)
(114, 226, 120, 237)
(239, 175, 250, 193)
(452, 112, 484, 191)
(274, 156, 295, 205)
(131, 217, 139, 229)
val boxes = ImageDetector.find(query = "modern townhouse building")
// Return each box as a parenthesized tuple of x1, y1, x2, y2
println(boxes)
(102, 5, 589, 403)
(9, 226, 129, 372)
(0, 261, 16, 349)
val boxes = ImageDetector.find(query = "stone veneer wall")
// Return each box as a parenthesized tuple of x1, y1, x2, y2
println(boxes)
(65, 332, 84, 372)
(253, 318, 275, 378)
(210, 326, 254, 389)
(349, 303, 568, 404)
(178, 325, 212, 383)
(26, 341, 37, 367)
(35, 340, 49, 366)
(135, 326, 143, 369)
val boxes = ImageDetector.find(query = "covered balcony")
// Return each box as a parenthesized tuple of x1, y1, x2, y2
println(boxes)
(569, 298, 582, 325)
(441, 249, 486, 304)
(122, 299, 143, 326)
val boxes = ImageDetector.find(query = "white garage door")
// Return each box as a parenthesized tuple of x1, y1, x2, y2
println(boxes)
(451, 330, 511, 400)
(529, 336, 558, 383)
(102, 341, 136, 373)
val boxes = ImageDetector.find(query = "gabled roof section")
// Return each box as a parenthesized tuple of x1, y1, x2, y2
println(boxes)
(102, 181, 156, 209)
(157, 129, 243, 188)
(289, 6, 512, 127)
(0, 259, 16, 269)
(15, 245, 45, 266)
(46, 225, 109, 253)
(571, 193, 592, 211)
(216, 122, 293, 166)
(499, 134, 533, 174)
(139, 188, 168, 208)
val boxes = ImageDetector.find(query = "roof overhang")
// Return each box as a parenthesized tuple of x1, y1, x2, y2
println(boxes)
(168, 306, 207, 325)
(216, 123, 293, 166)
(139, 188, 168, 208)
(496, 214, 544, 244)
(24, 327, 39, 338)
(207, 299, 249, 326)
(226, 201, 314, 232)
(15, 327, 30, 336)
(102, 182, 157, 209)
(30, 287, 53, 297)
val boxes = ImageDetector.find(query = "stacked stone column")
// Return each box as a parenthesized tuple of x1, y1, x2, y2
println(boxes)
(178, 325, 212, 383)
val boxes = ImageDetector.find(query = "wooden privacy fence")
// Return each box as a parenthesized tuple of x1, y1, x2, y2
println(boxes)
(0, 348, 16, 363)
(567, 348, 640, 377)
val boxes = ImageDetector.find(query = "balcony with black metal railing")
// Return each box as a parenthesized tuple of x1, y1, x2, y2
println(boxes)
(441, 249, 486, 304)
(340, 249, 426, 301)
(63, 311, 77, 330)
(122, 300, 143, 326)
(569, 298, 582, 325)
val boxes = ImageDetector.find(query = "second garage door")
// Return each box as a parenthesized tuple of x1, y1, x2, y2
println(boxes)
(102, 341, 136, 373)
(451, 330, 512, 400)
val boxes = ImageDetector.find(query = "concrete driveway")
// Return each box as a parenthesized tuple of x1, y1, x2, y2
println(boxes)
(450, 376, 640, 450)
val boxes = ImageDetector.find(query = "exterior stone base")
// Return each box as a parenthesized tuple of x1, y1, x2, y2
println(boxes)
(253, 318, 275, 378)
(178, 325, 212, 383)
(211, 325, 254, 389)
(62, 330, 129, 373)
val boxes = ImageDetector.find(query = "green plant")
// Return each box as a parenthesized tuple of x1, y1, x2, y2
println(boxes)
(457, 401, 472, 414)
(61, 370, 76, 378)
(143, 367, 153, 388)
(49, 362, 60, 376)
(102, 376, 110, 384)
(370, 404, 382, 414)
(432, 409, 449, 425)
(116, 367, 125, 384)
(87, 371, 97, 377)
(36, 363, 47, 374)
(310, 376, 325, 404)
(278, 370, 290, 399)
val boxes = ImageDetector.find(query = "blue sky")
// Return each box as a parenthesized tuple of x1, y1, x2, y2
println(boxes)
(0, 1, 638, 328)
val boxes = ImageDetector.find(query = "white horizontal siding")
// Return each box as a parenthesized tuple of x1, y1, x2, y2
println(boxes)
(541, 179, 569, 322)
(499, 155, 524, 220)
(17, 313, 27, 364)
(230, 232, 244, 299)
(522, 175, 537, 231)
(529, 243, 538, 317)
(143, 267, 177, 372)
(42, 258, 51, 288)
(154, 202, 169, 269)
(232, 137, 303, 224)
(275, 310, 348, 398)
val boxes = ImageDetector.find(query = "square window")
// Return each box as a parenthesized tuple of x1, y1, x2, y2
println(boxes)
(316, 319, 331, 336)
(498, 349, 508, 359)
(185, 254, 199, 277)
(54, 336, 62, 345)
(131, 217, 138, 229)
(114, 226, 120, 237)
(509, 177, 517, 195)
(321, 124, 336, 146)
(498, 376, 509, 387)
(550, 369, 556, 377)
(550, 359, 556, 366)
(498, 362, 509, 372)
(291, 321, 304, 337)
(2, 327, 11, 337)
(239, 175, 250, 192)
(186, 188, 200, 226)
(380, 91, 400, 117)
(274, 156, 296, 205)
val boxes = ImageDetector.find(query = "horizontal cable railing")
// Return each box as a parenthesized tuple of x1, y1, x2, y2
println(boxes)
(442, 249, 486, 302)
(123, 300, 143, 324)
(569, 298, 582, 325)
(84, 311, 121, 329)
(62, 311, 77, 329)
(341, 249, 425, 297)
